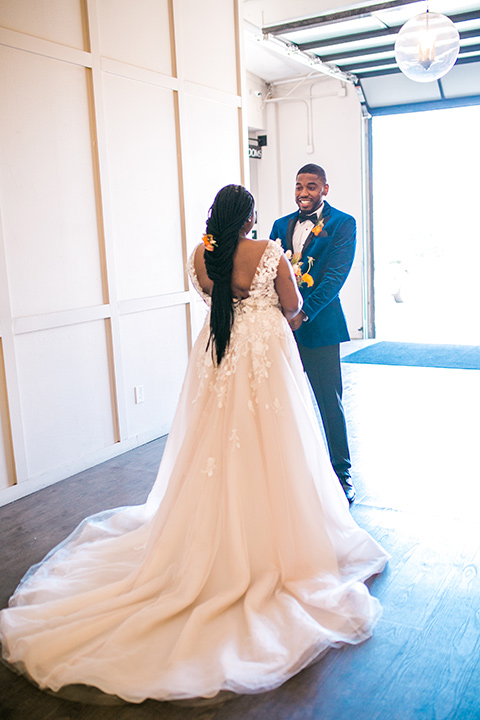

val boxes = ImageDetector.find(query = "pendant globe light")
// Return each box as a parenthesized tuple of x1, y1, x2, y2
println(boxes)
(394, 11, 460, 82)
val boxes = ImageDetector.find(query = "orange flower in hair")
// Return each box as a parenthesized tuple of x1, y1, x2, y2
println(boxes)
(202, 234, 217, 251)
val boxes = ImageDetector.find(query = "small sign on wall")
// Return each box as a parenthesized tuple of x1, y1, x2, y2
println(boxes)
(248, 135, 266, 159)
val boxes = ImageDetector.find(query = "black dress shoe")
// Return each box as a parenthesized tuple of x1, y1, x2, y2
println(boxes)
(338, 476, 356, 505)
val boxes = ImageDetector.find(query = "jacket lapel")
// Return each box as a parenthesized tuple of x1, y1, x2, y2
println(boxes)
(302, 232, 315, 257)
(286, 216, 297, 253)
(301, 202, 331, 256)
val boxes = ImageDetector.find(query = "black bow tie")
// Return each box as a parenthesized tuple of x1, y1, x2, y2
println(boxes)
(298, 212, 317, 224)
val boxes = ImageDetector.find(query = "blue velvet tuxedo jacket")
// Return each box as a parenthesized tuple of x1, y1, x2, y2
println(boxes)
(270, 200, 356, 348)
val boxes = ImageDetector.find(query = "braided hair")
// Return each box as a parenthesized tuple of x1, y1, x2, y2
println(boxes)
(203, 184, 255, 365)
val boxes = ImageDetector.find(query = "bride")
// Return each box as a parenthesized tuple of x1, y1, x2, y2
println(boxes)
(0, 185, 388, 704)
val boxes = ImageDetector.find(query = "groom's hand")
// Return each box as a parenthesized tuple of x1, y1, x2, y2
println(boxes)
(289, 310, 307, 331)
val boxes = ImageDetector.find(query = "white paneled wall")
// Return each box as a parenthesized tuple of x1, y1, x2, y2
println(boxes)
(15, 322, 115, 479)
(1, 56, 103, 317)
(0, 0, 246, 504)
(182, 94, 243, 253)
(180, 0, 238, 93)
(102, 75, 184, 301)
(97, 0, 173, 74)
(0, 0, 86, 48)
(120, 306, 189, 440)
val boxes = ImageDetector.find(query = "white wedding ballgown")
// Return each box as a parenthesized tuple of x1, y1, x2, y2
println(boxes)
(0, 241, 388, 703)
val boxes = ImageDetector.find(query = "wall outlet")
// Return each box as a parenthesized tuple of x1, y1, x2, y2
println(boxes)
(134, 385, 144, 404)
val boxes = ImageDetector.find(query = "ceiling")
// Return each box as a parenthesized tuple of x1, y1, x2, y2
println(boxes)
(244, 0, 480, 114)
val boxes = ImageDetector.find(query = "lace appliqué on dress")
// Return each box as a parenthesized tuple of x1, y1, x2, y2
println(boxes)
(229, 428, 240, 450)
(202, 457, 216, 477)
(187, 241, 288, 407)
(266, 398, 283, 414)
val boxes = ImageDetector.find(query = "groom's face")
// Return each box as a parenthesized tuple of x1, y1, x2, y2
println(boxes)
(295, 173, 329, 214)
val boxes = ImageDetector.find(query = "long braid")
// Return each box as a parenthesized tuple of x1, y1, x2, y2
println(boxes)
(203, 185, 254, 365)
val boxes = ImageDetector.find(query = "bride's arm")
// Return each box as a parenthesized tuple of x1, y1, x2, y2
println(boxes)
(193, 244, 213, 296)
(274, 255, 303, 322)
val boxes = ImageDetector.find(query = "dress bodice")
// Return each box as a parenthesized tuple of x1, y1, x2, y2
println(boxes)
(187, 239, 283, 312)
(187, 240, 287, 407)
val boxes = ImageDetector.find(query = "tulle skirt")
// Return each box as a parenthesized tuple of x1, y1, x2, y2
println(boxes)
(0, 307, 388, 703)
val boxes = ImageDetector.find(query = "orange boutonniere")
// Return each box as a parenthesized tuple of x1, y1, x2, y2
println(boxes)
(295, 254, 314, 288)
(276, 240, 315, 288)
(202, 233, 217, 251)
(300, 268, 314, 287)
(311, 216, 325, 236)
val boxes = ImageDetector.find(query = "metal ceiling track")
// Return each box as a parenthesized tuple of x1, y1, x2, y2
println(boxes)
(341, 43, 480, 74)
(263, 0, 421, 35)
(296, 10, 480, 52)
(353, 51, 480, 78)
(319, 27, 480, 63)
(260, 3, 480, 82)
(257, 32, 358, 83)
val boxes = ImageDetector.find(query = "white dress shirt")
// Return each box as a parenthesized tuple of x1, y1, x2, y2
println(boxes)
(292, 202, 324, 255)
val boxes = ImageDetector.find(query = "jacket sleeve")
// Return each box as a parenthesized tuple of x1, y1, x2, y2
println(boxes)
(270, 220, 280, 241)
(302, 216, 356, 321)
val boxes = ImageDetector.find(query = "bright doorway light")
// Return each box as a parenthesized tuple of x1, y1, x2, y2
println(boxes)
(371, 104, 480, 345)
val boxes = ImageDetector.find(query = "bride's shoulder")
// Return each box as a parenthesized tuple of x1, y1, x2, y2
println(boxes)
(237, 238, 274, 258)
(242, 239, 283, 267)
(190, 242, 203, 260)
(187, 244, 213, 300)
(262, 238, 284, 262)
(187, 243, 202, 275)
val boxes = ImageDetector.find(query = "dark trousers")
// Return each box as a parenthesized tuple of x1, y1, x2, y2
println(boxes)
(297, 342, 351, 479)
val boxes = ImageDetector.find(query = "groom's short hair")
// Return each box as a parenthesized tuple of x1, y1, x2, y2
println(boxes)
(297, 164, 327, 184)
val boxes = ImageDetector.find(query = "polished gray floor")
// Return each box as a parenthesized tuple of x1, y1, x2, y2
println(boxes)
(1, 341, 479, 720)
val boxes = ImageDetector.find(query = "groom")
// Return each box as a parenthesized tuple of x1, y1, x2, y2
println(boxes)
(270, 163, 356, 504)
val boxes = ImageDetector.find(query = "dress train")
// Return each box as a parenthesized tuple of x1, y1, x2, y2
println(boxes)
(0, 241, 388, 703)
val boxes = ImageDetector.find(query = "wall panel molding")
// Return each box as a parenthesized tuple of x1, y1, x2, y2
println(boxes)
(0, 26, 91, 66)
(0, 207, 28, 485)
(101, 57, 179, 90)
(183, 80, 242, 107)
(0, 0, 247, 504)
(0, 338, 16, 490)
(13, 305, 111, 335)
(86, 0, 126, 443)
(119, 292, 190, 317)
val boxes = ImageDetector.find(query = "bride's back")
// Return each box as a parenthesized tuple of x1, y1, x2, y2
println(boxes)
(194, 239, 269, 300)
(231, 239, 269, 298)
